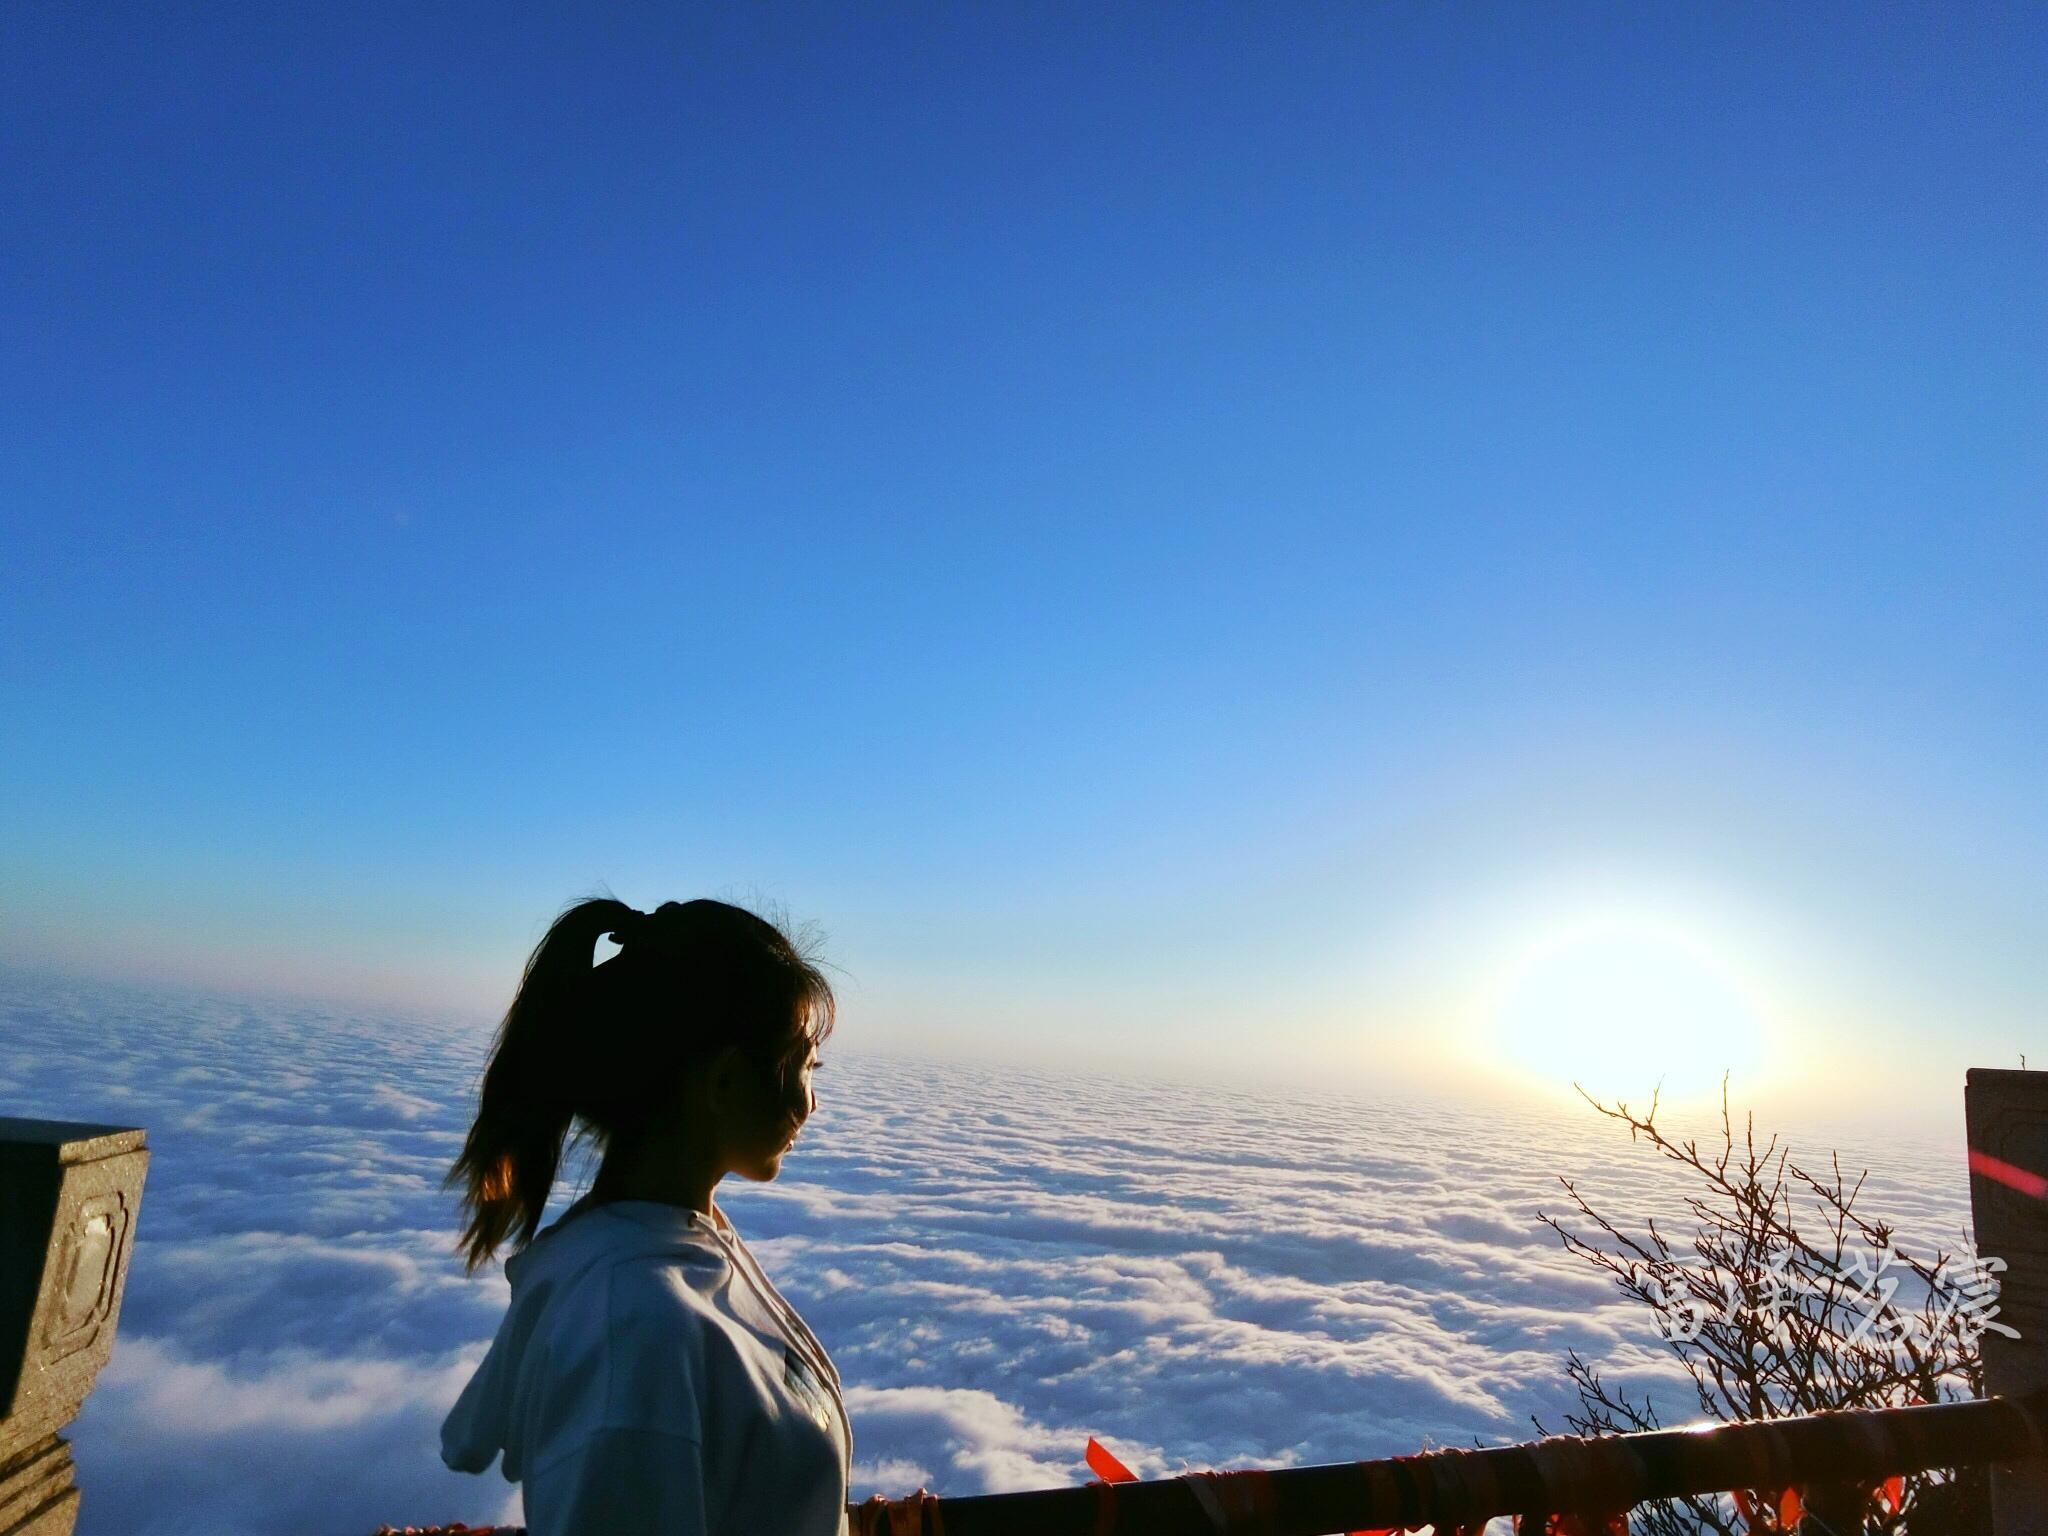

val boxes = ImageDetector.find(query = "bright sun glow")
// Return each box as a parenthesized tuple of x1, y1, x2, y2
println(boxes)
(1491, 919, 1765, 1103)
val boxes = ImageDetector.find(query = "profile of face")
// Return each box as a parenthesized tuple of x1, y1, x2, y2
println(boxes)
(718, 1038, 820, 1184)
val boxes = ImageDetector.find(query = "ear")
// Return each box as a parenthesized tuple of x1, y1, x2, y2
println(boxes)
(702, 1043, 752, 1113)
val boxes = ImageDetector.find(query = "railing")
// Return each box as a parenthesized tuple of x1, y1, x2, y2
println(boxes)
(372, 1389, 2026, 1536)
(838, 1390, 2040, 1533)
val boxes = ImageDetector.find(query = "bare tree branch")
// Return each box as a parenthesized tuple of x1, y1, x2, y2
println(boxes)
(1534, 1073, 1990, 1533)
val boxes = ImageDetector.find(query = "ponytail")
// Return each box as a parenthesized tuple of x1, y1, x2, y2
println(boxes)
(447, 897, 637, 1274)
(447, 893, 836, 1274)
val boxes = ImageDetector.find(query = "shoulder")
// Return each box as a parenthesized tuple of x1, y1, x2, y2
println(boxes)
(603, 1253, 722, 1351)
(595, 1253, 752, 1428)
(523, 1236, 728, 1387)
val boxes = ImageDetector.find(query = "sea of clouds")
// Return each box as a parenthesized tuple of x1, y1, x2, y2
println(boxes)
(0, 967, 1974, 1536)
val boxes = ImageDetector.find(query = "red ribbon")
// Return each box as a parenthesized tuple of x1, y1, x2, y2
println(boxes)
(1086, 1438, 1139, 1484)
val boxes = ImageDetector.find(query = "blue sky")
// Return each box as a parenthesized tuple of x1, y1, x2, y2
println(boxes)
(4, 5, 2043, 1127)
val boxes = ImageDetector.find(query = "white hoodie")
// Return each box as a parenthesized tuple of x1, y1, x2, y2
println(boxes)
(441, 1196, 852, 1536)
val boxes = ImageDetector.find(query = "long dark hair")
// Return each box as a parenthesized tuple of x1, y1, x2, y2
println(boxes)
(447, 895, 835, 1273)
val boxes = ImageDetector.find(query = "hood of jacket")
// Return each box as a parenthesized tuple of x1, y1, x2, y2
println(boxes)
(439, 1196, 728, 1480)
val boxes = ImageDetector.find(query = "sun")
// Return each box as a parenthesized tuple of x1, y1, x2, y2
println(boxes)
(1490, 918, 1765, 1103)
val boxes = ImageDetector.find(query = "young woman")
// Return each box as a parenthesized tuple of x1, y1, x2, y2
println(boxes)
(439, 896, 850, 1535)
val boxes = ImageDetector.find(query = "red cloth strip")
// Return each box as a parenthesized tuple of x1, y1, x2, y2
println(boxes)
(1970, 1146, 2048, 1199)
(1087, 1438, 1139, 1484)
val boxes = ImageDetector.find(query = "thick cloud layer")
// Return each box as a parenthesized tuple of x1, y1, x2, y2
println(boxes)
(0, 969, 1970, 1535)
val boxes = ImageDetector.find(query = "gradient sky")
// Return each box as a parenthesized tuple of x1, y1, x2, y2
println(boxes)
(4, 5, 2043, 1131)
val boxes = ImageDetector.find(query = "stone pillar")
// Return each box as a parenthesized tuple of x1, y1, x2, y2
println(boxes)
(0, 1120, 148, 1536)
(1967, 1068, 2048, 1536)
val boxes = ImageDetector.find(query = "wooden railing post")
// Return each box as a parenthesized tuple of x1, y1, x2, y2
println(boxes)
(0, 1119, 148, 1536)
(1968, 1068, 2048, 1535)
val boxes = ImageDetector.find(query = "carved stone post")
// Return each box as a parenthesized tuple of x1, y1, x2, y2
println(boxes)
(0, 1120, 148, 1536)
(1967, 1068, 2048, 1535)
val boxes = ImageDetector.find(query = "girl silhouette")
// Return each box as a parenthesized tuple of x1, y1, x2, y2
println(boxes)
(439, 897, 849, 1535)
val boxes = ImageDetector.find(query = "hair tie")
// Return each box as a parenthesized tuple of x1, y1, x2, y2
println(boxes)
(606, 906, 650, 949)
